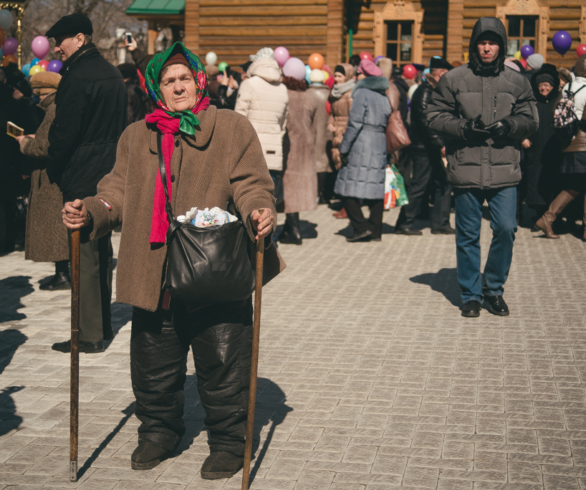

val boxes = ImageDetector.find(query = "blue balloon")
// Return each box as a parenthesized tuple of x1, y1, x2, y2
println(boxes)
(0, 48, 3, 59)
(305, 64, 311, 84)
(30, 58, 40, 67)
(22, 63, 30, 76)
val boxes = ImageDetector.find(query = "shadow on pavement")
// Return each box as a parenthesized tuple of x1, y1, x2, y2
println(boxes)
(175, 376, 292, 484)
(410, 268, 460, 307)
(78, 403, 135, 479)
(0, 328, 27, 436)
(0, 276, 34, 323)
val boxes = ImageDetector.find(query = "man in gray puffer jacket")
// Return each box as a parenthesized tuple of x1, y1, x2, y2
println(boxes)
(428, 17, 538, 318)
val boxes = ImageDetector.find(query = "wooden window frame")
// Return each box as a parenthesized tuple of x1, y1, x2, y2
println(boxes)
(374, 1, 423, 63)
(385, 20, 415, 67)
(496, 0, 548, 61)
(505, 15, 538, 58)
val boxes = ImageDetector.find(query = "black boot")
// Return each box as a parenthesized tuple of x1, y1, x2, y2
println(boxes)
(131, 441, 173, 470)
(201, 451, 244, 480)
(51, 339, 104, 354)
(40, 261, 71, 291)
(278, 213, 302, 245)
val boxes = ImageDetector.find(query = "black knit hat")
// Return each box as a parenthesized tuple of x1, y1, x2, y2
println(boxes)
(430, 58, 453, 71)
(46, 13, 93, 39)
(3, 62, 32, 98)
(334, 64, 345, 75)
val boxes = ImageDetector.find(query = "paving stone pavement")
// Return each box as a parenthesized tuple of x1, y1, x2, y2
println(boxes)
(0, 204, 586, 490)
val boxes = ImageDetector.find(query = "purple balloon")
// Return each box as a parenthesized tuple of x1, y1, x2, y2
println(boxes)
(374, 55, 384, 63)
(552, 30, 572, 56)
(520, 45, 534, 60)
(3, 37, 18, 56)
(47, 59, 63, 73)
(282, 57, 306, 81)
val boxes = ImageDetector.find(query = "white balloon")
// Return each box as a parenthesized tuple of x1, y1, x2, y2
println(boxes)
(0, 9, 12, 30)
(205, 51, 217, 65)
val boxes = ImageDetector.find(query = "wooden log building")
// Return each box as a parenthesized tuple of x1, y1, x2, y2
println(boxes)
(126, 0, 586, 69)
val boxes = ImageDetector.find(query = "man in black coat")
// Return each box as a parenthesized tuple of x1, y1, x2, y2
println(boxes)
(117, 62, 151, 123)
(395, 58, 454, 235)
(46, 13, 127, 353)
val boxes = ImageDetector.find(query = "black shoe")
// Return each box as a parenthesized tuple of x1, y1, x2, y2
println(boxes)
(394, 227, 422, 236)
(131, 441, 173, 470)
(346, 230, 372, 242)
(278, 213, 302, 245)
(485, 295, 509, 316)
(39, 273, 71, 291)
(51, 340, 105, 354)
(461, 300, 481, 318)
(431, 226, 456, 235)
(201, 451, 244, 480)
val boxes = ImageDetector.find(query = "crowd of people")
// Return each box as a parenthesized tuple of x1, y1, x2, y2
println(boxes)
(0, 10, 586, 480)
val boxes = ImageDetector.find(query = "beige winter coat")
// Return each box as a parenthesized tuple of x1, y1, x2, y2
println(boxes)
(235, 58, 289, 171)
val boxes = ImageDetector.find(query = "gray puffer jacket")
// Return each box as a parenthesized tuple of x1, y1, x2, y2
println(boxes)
(427, 17, 538, 189)
(334, 76, 391, 200)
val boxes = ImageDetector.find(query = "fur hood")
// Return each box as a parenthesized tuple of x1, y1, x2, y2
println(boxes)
(351, 76, 389, 98)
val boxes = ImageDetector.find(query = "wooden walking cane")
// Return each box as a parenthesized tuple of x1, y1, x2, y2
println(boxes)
(70, 229, 80, 482)
(241, 235, 265, 490)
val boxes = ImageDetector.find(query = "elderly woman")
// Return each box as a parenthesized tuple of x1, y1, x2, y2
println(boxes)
(334, 59, 391, 242)
(62, 43, 283, 477)
(16, 71, 70, 290)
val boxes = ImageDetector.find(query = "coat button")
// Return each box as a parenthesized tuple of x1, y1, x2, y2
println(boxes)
(175, 140, 180, 147)
(171, 175, 176, 182)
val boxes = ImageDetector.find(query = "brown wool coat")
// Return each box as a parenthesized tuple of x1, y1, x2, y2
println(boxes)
(282, 89, 319, 214)
(328, 90, 353, 170)
(84, 106, 285, 312)
(307, 84, 332, 173)
(20, 93, 69, 263)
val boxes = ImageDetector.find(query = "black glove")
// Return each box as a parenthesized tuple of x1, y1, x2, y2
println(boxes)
(340, 153, 349, 166)
(485, 119, 512, 139)
(463, 115, 491, 141)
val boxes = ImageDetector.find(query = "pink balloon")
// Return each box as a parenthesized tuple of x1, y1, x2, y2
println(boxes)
(359, 52, 374, 62)
(282, 57, 306, 81)
(3, 37, 17, 55)
(274, 46, 289, 68)
(31, 36, 50, 59)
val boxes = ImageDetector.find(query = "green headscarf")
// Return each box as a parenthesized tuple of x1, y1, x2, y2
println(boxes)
(145, 42, 209, 135)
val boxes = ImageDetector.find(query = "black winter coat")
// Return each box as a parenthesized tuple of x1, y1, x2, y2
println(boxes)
(428, 17, 538, 189)
(48, 44, 127, 202)
(409, 80, 444, 154)
(525, 67, 561, 206)
(125, 79, 151, 123)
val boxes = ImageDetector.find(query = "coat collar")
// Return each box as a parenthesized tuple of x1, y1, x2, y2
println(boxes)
(148, 105, 217, 153)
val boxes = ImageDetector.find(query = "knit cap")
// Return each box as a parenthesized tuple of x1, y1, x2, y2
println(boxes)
(30, 71, 61, 96)
(527, 53, 544, 70)
(254, 47, 274, 62)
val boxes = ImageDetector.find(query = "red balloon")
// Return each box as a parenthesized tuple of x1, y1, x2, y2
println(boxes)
(359, 52, 374, 62)
(402, 64, 417, 80)
(577, 44, 586, 57)
(38, 60, 50, 69)
(519, 59, 527, 69)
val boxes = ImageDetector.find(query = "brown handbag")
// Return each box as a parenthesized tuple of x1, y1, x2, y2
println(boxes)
(386, 110, 411, 153)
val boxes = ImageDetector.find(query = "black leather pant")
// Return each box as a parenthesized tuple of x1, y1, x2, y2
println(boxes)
(130, 297, 253, 456)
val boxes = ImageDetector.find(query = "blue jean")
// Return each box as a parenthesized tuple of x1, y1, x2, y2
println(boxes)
(454, 186, 517, 304)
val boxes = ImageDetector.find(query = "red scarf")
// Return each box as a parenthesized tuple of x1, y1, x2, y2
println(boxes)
(145, 97, 210, 244)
